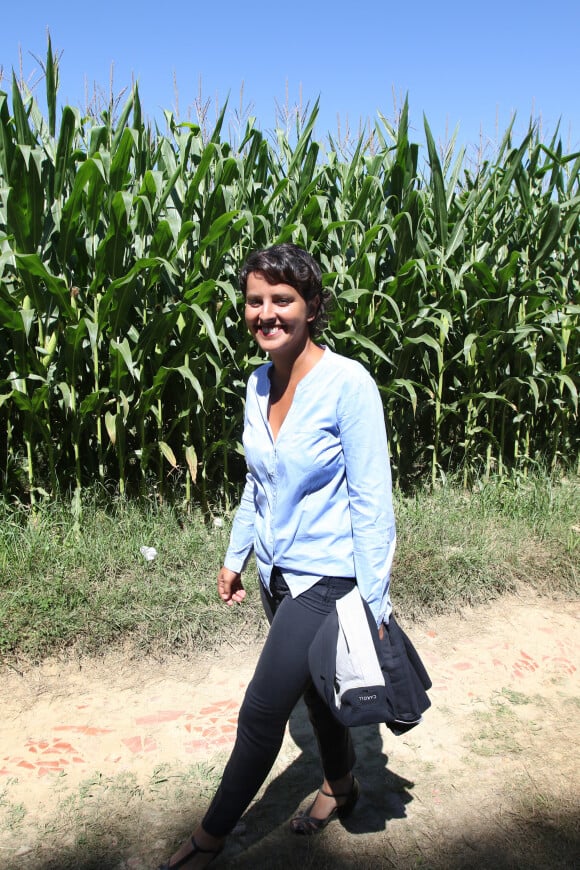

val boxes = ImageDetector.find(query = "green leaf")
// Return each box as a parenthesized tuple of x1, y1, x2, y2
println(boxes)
(45, 33, 57, 137)
(11, 73, 34, 147)
(423, 115, 448, 249)
(110, 127, 137, 191)
(54, 105, 79, 200)
(332, 330, 390, 363)
(532, 202, 561, 267)
(111, 337, 140, 382)
(554, 373, 578, 412)
(190, 303, 221, 356)
(14, 254, 74, 317)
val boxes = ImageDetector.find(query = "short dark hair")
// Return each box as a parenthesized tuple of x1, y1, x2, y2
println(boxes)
(239, 243, 329, 337)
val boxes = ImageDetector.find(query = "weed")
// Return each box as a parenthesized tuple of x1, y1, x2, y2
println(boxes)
(470, 706, 524, 756)
(0, 782, 26, 831)
(0, 474, 578, 661)
(498, 688, 532, 706)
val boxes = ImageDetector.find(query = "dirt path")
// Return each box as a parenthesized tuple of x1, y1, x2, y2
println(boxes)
(1, 592, 578, 869)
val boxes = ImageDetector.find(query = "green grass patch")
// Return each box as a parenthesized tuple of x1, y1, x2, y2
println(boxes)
(393, 472, 579, 617)
(0, 492, 263, 661)
(0, 473, 578, 662)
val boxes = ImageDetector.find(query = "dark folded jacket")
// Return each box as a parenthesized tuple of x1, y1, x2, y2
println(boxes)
(308, 587, 432, 733)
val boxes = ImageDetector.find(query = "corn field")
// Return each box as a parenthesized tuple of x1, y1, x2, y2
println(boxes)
(1, 44, 579, 509)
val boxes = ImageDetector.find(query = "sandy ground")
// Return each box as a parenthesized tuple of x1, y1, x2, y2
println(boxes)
(0, 591, 578, 869)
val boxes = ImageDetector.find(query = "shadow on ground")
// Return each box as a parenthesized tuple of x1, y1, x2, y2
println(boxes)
(10, 702, 580, 870)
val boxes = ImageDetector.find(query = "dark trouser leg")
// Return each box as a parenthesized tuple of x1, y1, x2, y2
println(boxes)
(202, 572, 355, 837)
(303, 680, 355, 781)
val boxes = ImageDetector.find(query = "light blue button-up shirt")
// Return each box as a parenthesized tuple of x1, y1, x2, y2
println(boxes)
(224, 348, 396, 626)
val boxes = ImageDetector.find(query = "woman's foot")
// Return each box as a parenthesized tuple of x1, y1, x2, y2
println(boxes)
(290, 774, 360, 835)
(158, 828, 225, 869)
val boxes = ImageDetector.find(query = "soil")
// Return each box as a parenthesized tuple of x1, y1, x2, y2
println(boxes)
(1, 591, 578, 870)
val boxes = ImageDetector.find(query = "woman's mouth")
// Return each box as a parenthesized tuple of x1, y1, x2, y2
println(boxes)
(259, 325, 283, 336)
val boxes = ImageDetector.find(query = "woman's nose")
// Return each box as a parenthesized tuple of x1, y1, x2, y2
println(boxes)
(260, 299, 274, 320)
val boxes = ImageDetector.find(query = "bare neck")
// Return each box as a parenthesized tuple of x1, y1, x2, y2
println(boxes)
(270, 340, 324, 389)
(268, 342, 324, 439)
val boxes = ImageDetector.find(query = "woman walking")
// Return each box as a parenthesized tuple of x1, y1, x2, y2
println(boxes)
(159, 243, 396, 869)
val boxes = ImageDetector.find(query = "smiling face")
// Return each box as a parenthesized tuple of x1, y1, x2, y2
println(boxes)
(244, 271, 318, 360)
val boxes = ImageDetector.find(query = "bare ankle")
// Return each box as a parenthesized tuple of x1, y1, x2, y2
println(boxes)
(324, 772, 353, 796)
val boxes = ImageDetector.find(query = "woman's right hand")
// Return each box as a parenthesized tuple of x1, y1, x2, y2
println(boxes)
(218, 566, 246, 606)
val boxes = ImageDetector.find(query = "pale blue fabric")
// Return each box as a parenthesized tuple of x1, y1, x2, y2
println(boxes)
(224, 347, 396, 626)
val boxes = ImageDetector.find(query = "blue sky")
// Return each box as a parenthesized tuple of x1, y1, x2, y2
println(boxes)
(2, 0, 579, 157)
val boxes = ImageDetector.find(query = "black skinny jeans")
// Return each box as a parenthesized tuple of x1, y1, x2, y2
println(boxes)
(202, 568, 356, 837)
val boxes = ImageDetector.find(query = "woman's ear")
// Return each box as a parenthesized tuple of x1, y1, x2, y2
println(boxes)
(307, 296, 320, 322)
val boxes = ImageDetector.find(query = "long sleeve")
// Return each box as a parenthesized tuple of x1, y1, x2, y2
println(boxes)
(224, 471, 256, 573)
(337, 369, 396, 626)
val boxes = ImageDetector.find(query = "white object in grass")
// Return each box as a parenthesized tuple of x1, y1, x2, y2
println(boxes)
(140, 546, 158, 561)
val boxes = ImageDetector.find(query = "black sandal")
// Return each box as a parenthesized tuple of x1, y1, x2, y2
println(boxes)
(158, 835, 223, 869)
(290, 776, 360, 835)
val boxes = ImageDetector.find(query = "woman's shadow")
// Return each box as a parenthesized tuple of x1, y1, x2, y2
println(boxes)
(232, 697, 415, 846)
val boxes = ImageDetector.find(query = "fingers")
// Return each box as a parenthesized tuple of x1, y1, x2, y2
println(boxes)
(218, 567, 246, 606)
(229, 587, 247, 605)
